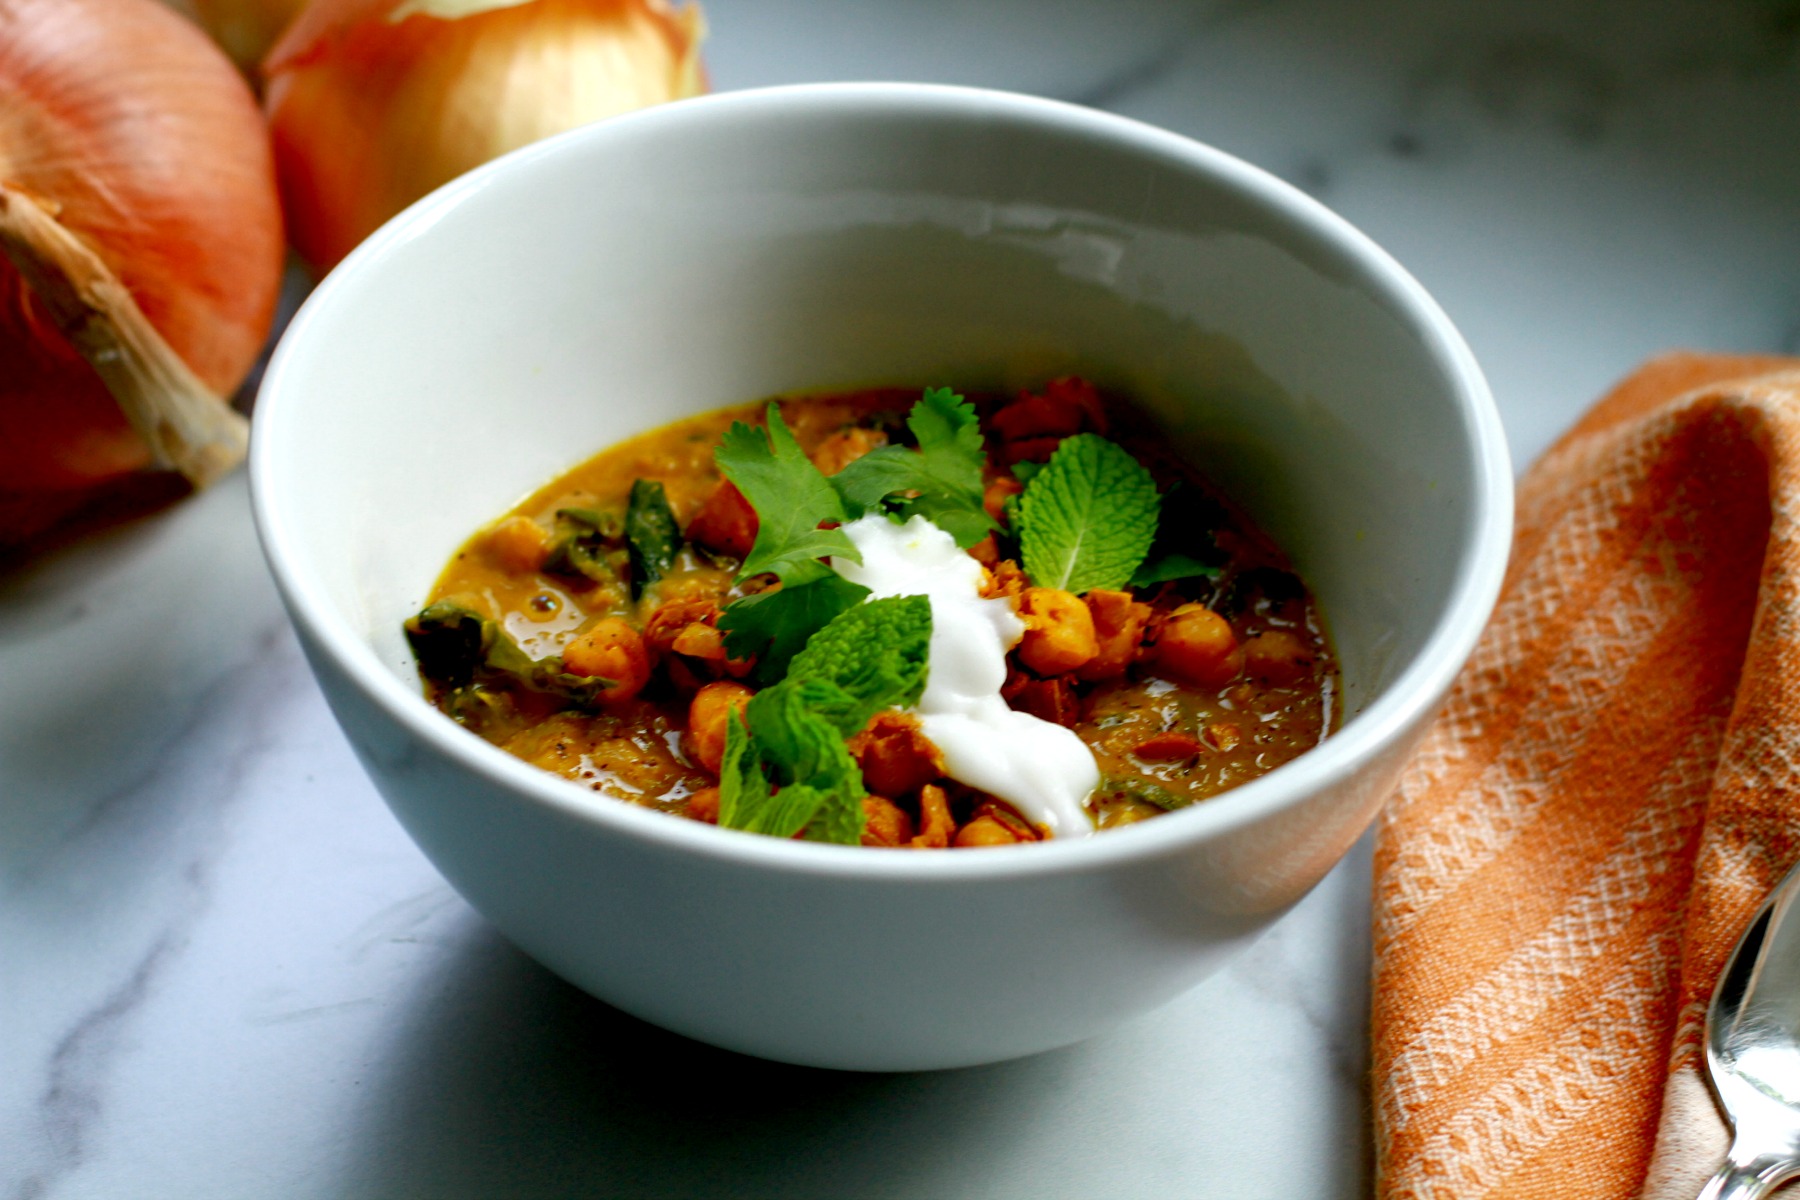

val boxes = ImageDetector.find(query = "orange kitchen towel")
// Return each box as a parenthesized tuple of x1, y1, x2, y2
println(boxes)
(1372, 352, 1800, 1199)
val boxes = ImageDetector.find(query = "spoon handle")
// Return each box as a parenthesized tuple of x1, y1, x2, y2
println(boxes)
(1697, 1148, 1800, 1200)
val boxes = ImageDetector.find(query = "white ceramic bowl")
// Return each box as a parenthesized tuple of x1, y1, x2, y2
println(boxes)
(252, 83, 1510, 1071)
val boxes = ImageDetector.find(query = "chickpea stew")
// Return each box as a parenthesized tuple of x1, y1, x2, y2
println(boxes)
(406, 379, 1338, 848)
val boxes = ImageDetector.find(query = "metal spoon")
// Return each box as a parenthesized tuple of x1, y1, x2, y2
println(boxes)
(1701, 860, 1800, 1199)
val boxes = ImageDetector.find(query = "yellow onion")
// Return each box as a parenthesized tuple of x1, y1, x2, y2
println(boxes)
(0, 0, 285, 505)
(163, 0, 310, 72)
(264, 0, 707, 272)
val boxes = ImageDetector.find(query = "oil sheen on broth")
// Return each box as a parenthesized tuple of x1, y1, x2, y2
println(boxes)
(406, 379, 1337, 849)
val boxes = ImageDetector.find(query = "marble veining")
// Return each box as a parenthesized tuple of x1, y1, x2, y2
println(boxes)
(24, 935, 176, 1200)
(7, 620, 303, 1200)
(5, 1, 1799, 1196)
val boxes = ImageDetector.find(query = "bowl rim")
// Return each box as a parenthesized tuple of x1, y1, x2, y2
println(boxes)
(251, 80, 1513, 884)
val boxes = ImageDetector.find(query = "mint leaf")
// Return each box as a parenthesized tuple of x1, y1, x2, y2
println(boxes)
(715, 407, 860, 582)
(763, 784, 833, 840)
(832, 388, 995, 549)
(717, 572, 871, 685)
(785, 594, 931, 732)
(624, 480, 681, 600)
(714, 595, 934, 845)
(746, 683, 857, 786)
(736, 681, 867, 842)
(1016, 434, 1160, 593)
(716, 712, 772, 830)
(718, 704, 856, 840)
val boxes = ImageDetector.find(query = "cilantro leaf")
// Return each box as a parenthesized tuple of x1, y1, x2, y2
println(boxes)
(715, 407, 860, 583)
(624, 480, 681, 600)
(1131, 553, 1223, 588)
(717, 572, 871, 685)
(1129, 482, 1227, 587)
(827, 448, 922, 513)
(832, 388, 996, 549)
(1016, 434, 1160, 593)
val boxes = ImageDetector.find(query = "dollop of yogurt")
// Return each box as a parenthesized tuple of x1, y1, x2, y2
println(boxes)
(833, 514, 1099, 837)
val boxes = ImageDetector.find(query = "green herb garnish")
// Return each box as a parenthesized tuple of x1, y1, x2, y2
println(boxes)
(1015, 434, 1160, 593)
(1101, 773, 1191, 812)
(1131, 553, 1222, 587)
(404, 600, 613, 709)
(623, 479, 681, 600)
(543, 507, 625, 586)
(711, 406, 871, 671)
(717, 573, 871, 685)
(743, 680, 869, 843)
(783, 593, 932, 729)
(714, 406, 860, 584)
(1129, 482, 1226, 588)
(832, 387, 995, 549)
(717, 596, 932, 845)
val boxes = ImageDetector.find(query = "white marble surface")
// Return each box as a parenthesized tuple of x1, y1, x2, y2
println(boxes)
(5, 2, 1799, 1196)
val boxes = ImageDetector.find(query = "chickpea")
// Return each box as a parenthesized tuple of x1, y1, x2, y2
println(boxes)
(686, 787, 721, 824)
(1242, 631, 1315, 686)
(651, 567, 732, 606)
(484, 515, 549, 574)
(1077, 588, 1152, 681)
(861, 795, 916, 848)
(685, 681, 754, 775)
(982, 560, 1026, 602)
(671, 622, 726, 661)
(812, 427, 887, 475)
(954, 801, 1040, 848)
(848, 711, 944, 799)
(954, 815, 1027, 848)
(911, 783, 955, 849)
(1017, 587, 1098, 676)
(686, 480, 758, 559)
(1152, 603, 1242, 687)
(561, 618, 652, 702)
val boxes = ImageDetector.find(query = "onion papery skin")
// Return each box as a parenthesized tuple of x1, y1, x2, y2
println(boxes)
(264, 0, 706, 272)
(0, 0, 285, 493)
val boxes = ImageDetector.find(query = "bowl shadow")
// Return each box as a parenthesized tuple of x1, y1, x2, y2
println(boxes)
(339, 914, 1076, 1199)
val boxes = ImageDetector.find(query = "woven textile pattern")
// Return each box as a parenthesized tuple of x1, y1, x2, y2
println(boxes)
(1372, 354, 1800, 1199)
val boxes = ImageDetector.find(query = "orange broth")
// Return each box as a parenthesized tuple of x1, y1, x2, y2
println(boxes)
(413, 382, 1337, 844)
